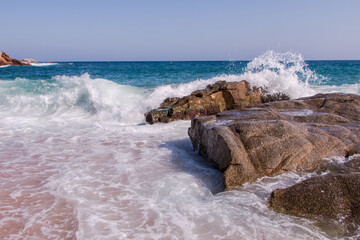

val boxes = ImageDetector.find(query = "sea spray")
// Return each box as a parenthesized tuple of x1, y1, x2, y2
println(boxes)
(147, 51, 326, 104)
(242, 50, 322, 98)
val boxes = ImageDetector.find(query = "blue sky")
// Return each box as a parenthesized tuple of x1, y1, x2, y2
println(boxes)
(1, 0, 359, 61)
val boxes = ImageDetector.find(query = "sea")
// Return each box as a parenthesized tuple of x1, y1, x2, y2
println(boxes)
(0, 51, 359, 240)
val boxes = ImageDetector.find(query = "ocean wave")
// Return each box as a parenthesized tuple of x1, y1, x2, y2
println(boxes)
(0, 65, 10, 68)
(241, 50, 322, 98)
(30, 63, 59, 67)
(0, 51, 358, 125)
(147, 51, 323, 104)
(147, 51, 359, 105)
(0, 73, 147, 124)
(311, 83, 360, 95)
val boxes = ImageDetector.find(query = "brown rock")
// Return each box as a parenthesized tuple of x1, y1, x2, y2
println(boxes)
(1, 51, 13, 63)
(188, 93, 360, 189)
(145, 80, 265, 124)
(0, 52, 8, 66)
(344, 155, 360, 172)
(0, 51, 30, 66)
(269, 173, 360, 225)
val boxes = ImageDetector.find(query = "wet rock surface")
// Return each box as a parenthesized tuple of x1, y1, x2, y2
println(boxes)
(188, 93, 360, 189)
(269, 169, 360, 226)
(145, 80, 266, 124)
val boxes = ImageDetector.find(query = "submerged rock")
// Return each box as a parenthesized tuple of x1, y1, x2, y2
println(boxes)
(188, 93, 360, 189)
(145, 80, 266, 124)
(0, 51, 30, 66)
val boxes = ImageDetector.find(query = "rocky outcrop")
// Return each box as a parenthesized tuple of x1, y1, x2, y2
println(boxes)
(21, 58, 37, 64)
(0, 51, 30, 66)
(145, 80, 278, 124)
(269, 169, 360, 226)
(188, 93, 360, 189)
(269, 155, 360, 227)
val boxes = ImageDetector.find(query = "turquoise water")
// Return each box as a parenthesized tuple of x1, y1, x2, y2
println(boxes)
(0, 51, 359, 239)
(1, 60, 360, 87)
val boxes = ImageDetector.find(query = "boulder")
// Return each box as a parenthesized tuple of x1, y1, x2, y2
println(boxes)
(269, 171, 360, 225)
(188, 93, 360, 189)
(145, 80, 268, 124)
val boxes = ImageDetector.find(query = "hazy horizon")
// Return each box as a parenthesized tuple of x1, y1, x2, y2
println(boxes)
(22, 59, 360, 63)
(2, 0, 360, 61)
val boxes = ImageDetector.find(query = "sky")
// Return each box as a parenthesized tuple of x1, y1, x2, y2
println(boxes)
(1, 0, 360, 61)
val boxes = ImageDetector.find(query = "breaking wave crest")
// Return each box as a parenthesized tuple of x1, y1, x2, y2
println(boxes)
(149, 51, 359, 104)
(242, 50, 321, 98)
(30, 63, 59, 67)
(0, 73, 147, 124)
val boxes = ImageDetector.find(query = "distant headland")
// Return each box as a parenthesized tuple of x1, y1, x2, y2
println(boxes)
(0, 51, 37, 66)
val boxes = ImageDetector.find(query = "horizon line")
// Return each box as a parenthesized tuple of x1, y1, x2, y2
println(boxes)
(41, 59, 360, 63)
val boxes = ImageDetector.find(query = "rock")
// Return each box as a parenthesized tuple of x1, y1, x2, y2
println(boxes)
(0, 52, 10, 66)
(0, 51, 30, 66)
(344, 155, 360, 172)
(269, 172, 360, 225)
(1, 51, 13, 63)
(188, 93, 360, 189)
(261, 92, 290, 103)
(21, 58, 37, 64)
(145, 80, 266, 124)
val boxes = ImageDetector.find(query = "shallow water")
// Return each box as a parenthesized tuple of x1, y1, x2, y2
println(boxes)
(1, 51, 359, 239)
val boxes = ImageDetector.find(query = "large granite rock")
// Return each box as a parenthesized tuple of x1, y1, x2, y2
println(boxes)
(145, 80, 277, 124)
(0, 51, 30, 66)
(188, 93, 360, 189)
(269, 155, 360, 227)
(269, 171, 360, 225)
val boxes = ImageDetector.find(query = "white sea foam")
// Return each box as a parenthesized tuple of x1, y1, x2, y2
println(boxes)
(147, 51, 344, 104)
(148, 51, 359, 106)
(311, 83, 360, 95)
(0, 73, 147, 125)
(281, 109, 314, 116)
(242, 51, 320, 98)
(0, 65, 10, 68)
(30, 62, 58, 66)
(146, 75, 229, 108)
(0, 116, 336, 239)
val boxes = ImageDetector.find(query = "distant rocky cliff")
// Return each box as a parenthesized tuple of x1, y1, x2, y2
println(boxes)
(0, 51, 37, 66)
